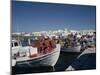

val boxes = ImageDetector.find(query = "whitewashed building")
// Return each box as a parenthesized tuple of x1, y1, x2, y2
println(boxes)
(78, 30, 95, 35)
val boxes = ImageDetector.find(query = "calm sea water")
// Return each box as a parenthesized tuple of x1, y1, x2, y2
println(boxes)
(12, 51, 81, 74)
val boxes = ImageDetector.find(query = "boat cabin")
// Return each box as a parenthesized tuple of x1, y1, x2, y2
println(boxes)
(12, 40, 21, 48)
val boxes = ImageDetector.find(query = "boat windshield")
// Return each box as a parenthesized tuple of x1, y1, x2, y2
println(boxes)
(12, 41, 19, 47)
(21, 39, 34, 47)
(21, 40, 29, 47)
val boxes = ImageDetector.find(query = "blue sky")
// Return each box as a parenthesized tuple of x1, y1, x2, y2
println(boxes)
(12, 1, 96, 32)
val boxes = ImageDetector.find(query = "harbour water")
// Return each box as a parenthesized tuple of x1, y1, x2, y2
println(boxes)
(12, 51, 81, 74)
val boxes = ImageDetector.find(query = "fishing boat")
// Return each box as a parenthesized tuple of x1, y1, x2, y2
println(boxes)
(12, 39, 61, 67)
(61, 33, 82, 53)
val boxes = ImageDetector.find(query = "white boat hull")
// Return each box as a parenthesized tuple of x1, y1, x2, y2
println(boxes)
(61, 45, 81, 52)
(13, 44, 60, 67)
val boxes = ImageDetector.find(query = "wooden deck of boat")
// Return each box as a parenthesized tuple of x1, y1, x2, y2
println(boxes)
(66, 47, 96, 71)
